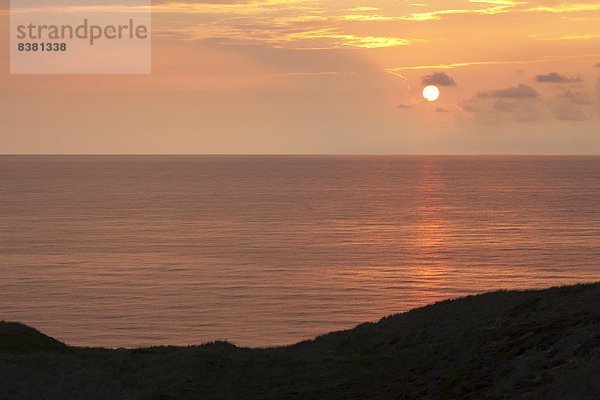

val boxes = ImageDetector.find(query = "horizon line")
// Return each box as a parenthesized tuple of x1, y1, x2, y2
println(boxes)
(1, 153, 600, 157)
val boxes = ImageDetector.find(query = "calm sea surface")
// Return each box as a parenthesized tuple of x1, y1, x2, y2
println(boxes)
(1, 156, 599, 347)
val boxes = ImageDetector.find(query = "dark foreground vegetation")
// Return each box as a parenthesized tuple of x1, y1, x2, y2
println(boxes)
(2, 283, 600, 399)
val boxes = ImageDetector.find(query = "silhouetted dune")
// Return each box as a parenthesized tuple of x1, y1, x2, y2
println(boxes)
(2, 283, 600, 399)
(0, 321, 71, 354)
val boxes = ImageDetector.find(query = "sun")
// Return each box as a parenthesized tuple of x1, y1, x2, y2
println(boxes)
(422, 85, 440, 102)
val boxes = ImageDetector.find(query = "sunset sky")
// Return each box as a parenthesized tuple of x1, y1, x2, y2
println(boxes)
(1, 0, 600, 154)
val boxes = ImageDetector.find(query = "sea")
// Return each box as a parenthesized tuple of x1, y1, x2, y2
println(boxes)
(1, 155, 599, 347)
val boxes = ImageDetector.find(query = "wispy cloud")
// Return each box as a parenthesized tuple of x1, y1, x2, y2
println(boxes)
(146, 0, 600, 50)
(530, 33, 600, 41)
(387, 54, 600, 74)
(525, 3, 600, 14)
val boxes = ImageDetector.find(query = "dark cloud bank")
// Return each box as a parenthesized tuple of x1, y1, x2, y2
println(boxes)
(535, 72, 581, 83)
(421, 72, 456, 87)
(461, 81, 597, 123)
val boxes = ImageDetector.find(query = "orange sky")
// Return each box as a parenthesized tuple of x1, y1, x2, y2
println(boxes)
(1, 0, 600, 154)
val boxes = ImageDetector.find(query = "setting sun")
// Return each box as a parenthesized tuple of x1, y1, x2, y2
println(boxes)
(422, 85, 440, 102)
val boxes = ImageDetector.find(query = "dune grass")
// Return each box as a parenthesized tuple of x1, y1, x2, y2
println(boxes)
(2, 282, 600, 399)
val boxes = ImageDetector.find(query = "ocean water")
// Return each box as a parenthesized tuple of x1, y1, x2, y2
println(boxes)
(1, 155, 599, 348)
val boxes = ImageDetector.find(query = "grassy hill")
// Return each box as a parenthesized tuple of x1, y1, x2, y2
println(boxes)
(2, 282, 600, 399)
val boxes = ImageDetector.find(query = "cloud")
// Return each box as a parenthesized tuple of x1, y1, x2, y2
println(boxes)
(551, 90, 594, 121)
(525, 3, 600, 14)
(477, 84, 539, 99)
(460, 84, 543, 123)
(435, 107, 450, 113)
(595, 63, 600, 68)
(559, 90, 593, 105)
(461, 82, 598, 124)
(147, 0, 430, 50)
(530, 33, 600, 41)
(491, 100, 517, 112)
(421, 72, 457, 87)
(145, 0, 600, 53)
(397, 104, 413, 109)
(387, 55, 600, 75)
(535, 72, 581, 83)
